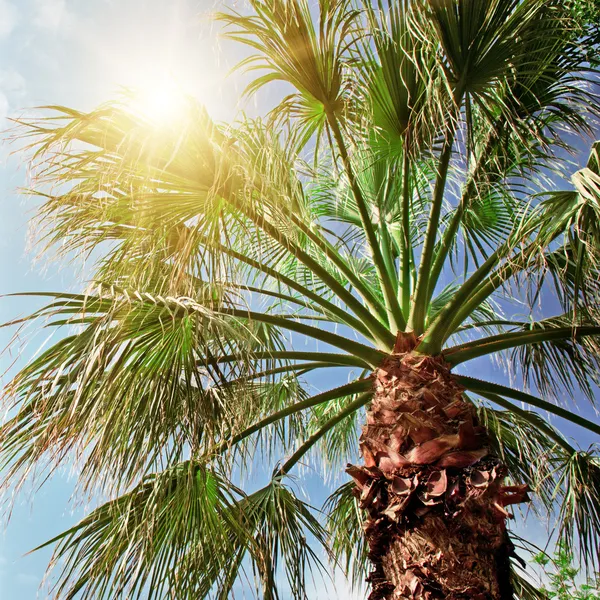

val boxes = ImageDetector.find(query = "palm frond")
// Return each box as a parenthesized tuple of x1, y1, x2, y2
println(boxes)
(359, 0, 445, 157)
(511, 568, 549, 600)
(1, 290, 264, 492)
(17, 101, 396, 346)
(40, 462, 329, 600)
(323, 481, 368, 589)
(1, 287, 380, 494)
(304, 388, 366, 476)
(458, 376, 600, 438)
(476, 404, 557, 511)
(216, 0, 360, 139)
(41, 462, 246, 600)
(551, 446, 600, 571)
(476, 397, 600, 572)
(243, 477, 329, 600)
(511, 314, 600, 405)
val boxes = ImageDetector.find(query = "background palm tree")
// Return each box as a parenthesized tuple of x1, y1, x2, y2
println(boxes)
(3, 0, 600, 598)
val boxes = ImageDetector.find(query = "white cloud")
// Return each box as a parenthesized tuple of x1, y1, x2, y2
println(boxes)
(33, 0, 68, 31)
(0, 0, 18, 38)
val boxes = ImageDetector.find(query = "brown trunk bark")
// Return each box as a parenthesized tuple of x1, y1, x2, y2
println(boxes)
(347, 334, 529, 600)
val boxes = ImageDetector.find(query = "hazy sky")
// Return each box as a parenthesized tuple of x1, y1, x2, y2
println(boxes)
(0, 1, 597, 598)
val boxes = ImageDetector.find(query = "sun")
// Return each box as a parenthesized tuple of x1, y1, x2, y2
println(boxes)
(131, 72, 188, 125)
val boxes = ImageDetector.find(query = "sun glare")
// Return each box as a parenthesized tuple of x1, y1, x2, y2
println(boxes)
(132, 73, 188, 125)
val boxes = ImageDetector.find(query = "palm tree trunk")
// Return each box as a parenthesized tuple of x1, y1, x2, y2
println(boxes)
(347, 334, 529, 599)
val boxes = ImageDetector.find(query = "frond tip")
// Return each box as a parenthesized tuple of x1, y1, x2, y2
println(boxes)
(552, 446, 600, 571)
(324, 481, 368, 589)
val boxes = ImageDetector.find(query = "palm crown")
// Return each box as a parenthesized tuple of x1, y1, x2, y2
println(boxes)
(3, 0, 600, 598)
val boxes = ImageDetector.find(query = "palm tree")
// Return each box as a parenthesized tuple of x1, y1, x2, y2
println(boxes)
(4, 0, 600, 597)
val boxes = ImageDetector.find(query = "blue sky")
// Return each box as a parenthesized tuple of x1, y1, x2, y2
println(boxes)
(0, 1, 598, 598)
